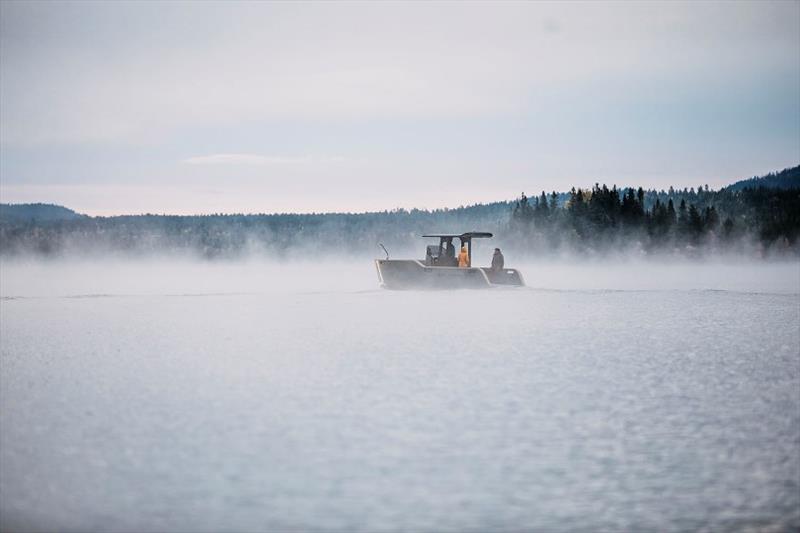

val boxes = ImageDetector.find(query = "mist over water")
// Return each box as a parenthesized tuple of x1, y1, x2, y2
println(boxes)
(2, 255, 799, 297)
(1, 257, 799, 531)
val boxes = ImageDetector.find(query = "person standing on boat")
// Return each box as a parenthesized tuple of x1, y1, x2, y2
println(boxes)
(444, 240, 456, 265)
(458, 245, 470, 267)
(491, 248, 504, 271)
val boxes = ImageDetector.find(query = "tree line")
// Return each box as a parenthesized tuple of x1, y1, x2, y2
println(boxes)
(1, 166, 798, 259)
(510, 175, 800, 257)
(0, 203, 512, 259)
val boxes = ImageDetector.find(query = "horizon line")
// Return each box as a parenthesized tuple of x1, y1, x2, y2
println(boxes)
(2, 163, 797, 217)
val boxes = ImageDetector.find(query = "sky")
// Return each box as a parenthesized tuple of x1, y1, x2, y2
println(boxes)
(1, 1, 798, 216)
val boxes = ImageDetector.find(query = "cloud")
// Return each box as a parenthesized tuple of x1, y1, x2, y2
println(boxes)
(181, 154, 349, 166)
(3, 2, 796, 145)
(184, 154, 304, 166)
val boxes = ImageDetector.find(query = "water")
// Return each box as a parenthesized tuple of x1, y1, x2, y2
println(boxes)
(1, 260, 799, 531)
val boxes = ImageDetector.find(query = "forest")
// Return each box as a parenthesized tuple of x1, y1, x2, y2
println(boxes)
(509, 166, 800, 257)
(1, 166, 798, 259)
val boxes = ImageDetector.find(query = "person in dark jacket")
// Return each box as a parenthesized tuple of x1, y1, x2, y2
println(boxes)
(445, 241, 456, 265)
(491, 248, 504, 271)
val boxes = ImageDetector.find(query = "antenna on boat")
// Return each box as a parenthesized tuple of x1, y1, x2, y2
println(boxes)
(378, 243, 389, 260)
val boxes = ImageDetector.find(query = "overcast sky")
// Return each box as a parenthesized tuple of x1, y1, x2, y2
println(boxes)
(1, 1, 798, 215)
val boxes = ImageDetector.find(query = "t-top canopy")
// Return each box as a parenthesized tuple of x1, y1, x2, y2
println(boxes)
(421, 232, 493, 239)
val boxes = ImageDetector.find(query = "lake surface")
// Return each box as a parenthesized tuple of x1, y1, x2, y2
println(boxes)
(1, 260, 799, 531)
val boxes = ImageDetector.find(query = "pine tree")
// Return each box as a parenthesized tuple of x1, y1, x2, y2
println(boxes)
(667, 198, 677, 226)
(539, 191, 549, 218)
(722, 218, 735, 239)
(688, 204, 703, 236)
(704, 206, 720, 232)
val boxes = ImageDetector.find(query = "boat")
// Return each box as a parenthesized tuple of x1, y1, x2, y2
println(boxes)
(375, 232, 525, 289)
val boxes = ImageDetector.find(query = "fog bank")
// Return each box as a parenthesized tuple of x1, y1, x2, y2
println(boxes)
(2, 258, 797, 298)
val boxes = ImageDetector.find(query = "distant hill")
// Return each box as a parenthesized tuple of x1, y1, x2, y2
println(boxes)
(0, 203, 85, 222)
(725, 165, 800, 192)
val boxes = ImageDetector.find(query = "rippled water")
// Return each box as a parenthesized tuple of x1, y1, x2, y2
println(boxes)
(1, 260, 799, 531)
